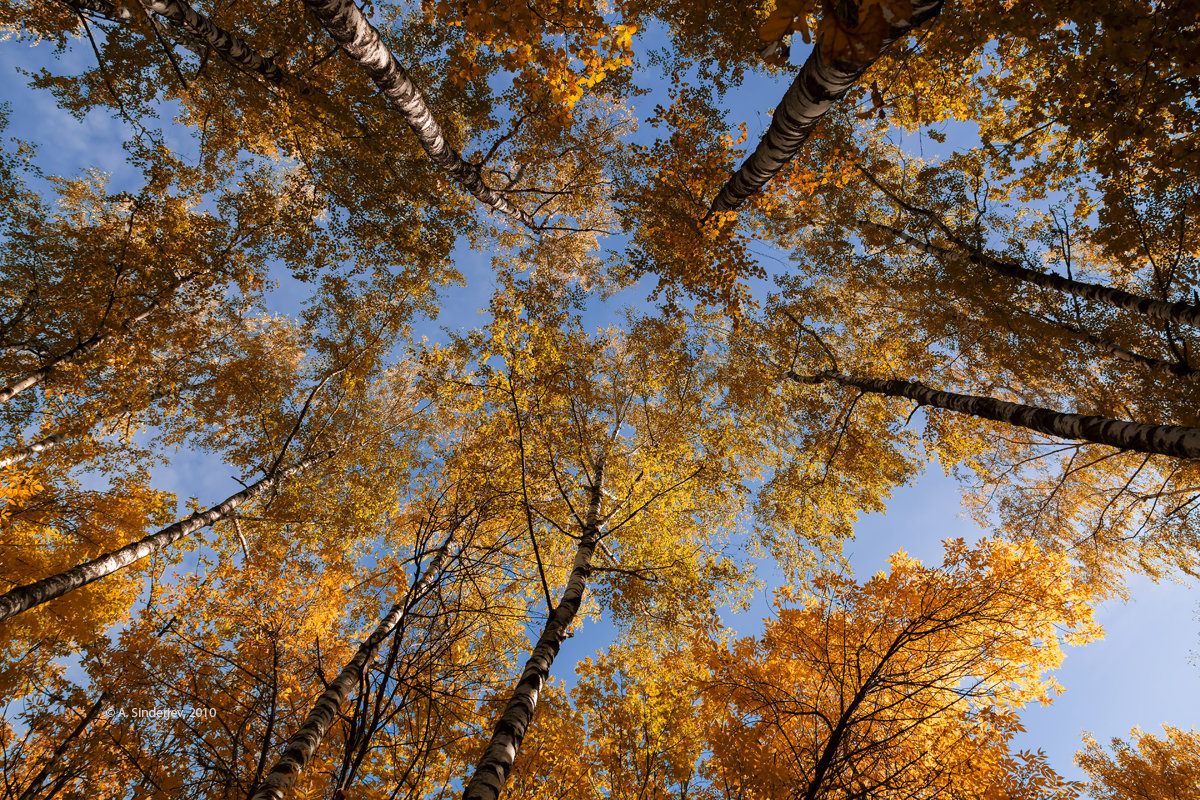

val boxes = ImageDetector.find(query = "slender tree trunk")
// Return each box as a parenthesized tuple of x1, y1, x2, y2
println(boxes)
(461, 464, 604, 800)
(0, 329, 110, 405)
(300, 0, 535, 227)
(862, 220, 1200, 328)
(801, 669, 876, 800)
(249, 528, 459, 800)
(16, 693, 108, 800)
(63, 0, 128, 17)
(705, 0, 943, 217)
(1055, 321, 1199, 379)
(800, 623, 922, 799)
(144, 0, 289, 85)
(0, 426, 87, 470)
(788, 370, 1200, 459)
(16, 616, 176, 799)
(0, 388, 177, 469)
(249, 635, 281, 797)
(0, 451, 334, 622)
(860, 219, 1199, 377)
(0, 276, 195, 407)
(58, 0, 302, 87)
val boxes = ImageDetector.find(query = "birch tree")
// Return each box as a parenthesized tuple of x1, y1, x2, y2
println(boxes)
(705, 0, 944, 216)
(2, 0, 1199, 796)
(409, 275, 751, 799)
(250, 495, 475, 799)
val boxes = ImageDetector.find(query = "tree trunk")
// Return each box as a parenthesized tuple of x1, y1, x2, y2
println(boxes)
(706, 0, 943, 217)
(248, 528, 458, 800)
(145, 0, 289, 85)
(0, 426, 84, 470)
(0, 388, 177, 469)
(62, 0, 128, 17)
(801, 661, 880, 800)
(788, 370, 1200, 459)
(1055, 322, 1199, 379)
(17, 693, 108, 800)
(300, 0, 535, 227)
(461, 464, 604, 800)
(0, 451, 334, 622)
(0, 276, 195, 407)
(862, 220, 1200, 328)
(58, 0, 301, 87)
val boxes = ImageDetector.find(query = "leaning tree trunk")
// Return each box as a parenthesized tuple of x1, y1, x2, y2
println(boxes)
(16, 614, 177, 798)
(0, 420, 98, 470)
(300, 0, 535, 227)
(1055, 322, 1199, 379)
(0, 329, 111, 405)
(248, 528, 459, 800)
(0, 451, 334, 622)
(862, 220, 1200, 328)
(461, 465, 605, 800)
(66, 0, 124, 15)
(16, 693, 108, 800)
(705, 0, 944, 217)
(788, 370, 1200, 459)
(801, 666, 879, 800)
(59, 0, 295, 86)
(144, 0, 290, 85)
(0, 275, 196, 407)
(0, 388, 178, 469)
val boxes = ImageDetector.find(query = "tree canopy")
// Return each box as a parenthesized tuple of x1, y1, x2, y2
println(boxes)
(0, 0, 1198, 797)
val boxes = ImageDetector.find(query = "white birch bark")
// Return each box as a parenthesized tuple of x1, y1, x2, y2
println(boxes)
(706, 0, 944, 216)
(58, 0, 296, 86)
(0, 388, 176, 469)
(0, 426, 83, 470)
(789, 370, 1200, 459)
(0, 276, 194, 407)
(300, 0, 535, 227)
(863, 220, 1200, 328)
(0, 451, 334, 621)
(145, 0, 289, 85)
(66, 0, 128, 17)
(248, 530, 458, 800)
(461, 465, 604, 800)
(1058, 322, 1198, 379)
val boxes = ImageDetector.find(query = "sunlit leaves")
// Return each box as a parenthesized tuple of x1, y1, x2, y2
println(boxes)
(699, 537, 1100, 799)
(1077, 725, 1200, 800)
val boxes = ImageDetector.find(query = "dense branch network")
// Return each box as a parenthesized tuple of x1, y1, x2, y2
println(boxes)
(1, 0, 1198, 798)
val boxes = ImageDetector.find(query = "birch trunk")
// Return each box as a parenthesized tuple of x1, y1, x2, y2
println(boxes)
(300, 0, 535, 227)
(706, 0, 943, 216)
(0, 389, 175, 469)
(862, 220, 1200, 328)
(788, 370, 1200, 459)
(248, 530, 458, 800)
(66, 0, 127, 16)
(0, 451, 334, 622)
(1057, 323, 1199, 379)
(59, 0, 297, 86)
(0, 426, 87, 470)
(144, 0, 289, 85)
(0, 331, 109, 405)
(0, 277, 194, 407)
(17, 694, 107, 800)
(461, 465, 604, 800)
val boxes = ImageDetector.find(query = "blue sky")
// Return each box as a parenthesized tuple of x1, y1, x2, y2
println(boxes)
(3, 14, 1198, 786)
